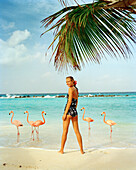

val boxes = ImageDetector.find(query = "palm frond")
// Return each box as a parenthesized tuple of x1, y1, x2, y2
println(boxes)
(59, 0, 136, 8)
(58, 0, 79, 7)
(103, 0, 136, 13)
(41, 0, 136, 71)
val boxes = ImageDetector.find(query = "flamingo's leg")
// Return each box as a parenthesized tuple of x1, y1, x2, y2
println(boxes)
(110, 132, 112, 142)
(110, 126, 112, 141)
(31, 127, 34, 141)
(88, 128, 91, 137)
(36, 127, 39, 140)
(17, 127, 20, 135)
(33, 127, 37, 141)
(35, 127, 39, 140)
(17, 135, 20, 143)
(17, 127, 20, 143)
(88, 122, 91, 130)
(110, 126, 112, 133)
(35, 127, 39, 134)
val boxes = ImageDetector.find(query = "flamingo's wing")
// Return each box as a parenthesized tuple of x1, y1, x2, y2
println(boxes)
(12, 120, 23, 126)
(106, 120, 116, 125)
(86, 117, 94, 122)
(29, 121, 34, 126)
(33, 120, 43, 126)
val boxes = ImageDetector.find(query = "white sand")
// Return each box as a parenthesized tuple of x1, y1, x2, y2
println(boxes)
(0, 148, 136, 170)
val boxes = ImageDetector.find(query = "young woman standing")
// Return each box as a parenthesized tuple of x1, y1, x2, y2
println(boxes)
(59, 76, 84, 154)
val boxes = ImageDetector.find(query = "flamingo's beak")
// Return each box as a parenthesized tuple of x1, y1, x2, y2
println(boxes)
(9, 113, 10, 115)
(81, 109, 82, 111)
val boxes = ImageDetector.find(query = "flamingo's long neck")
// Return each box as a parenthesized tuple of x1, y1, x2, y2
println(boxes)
(27, 113, 30, 123)
(103, 114, 107, 123)
(11, 112, 14, 124)
(82, 109, 86, 121)
(42, 113, 45, 123)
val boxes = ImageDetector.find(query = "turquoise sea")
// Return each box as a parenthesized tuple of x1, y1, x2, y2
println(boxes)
(0, 92, 136, 151)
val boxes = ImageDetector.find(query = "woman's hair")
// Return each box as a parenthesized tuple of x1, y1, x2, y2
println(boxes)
(66, 76, 74, 81)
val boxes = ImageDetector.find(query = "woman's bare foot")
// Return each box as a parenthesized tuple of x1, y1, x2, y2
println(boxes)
(58, 150, 64, 154)
(81, 150, 85, 154)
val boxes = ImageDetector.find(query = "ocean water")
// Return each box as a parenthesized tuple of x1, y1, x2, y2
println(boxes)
(0, 92, 136, 151)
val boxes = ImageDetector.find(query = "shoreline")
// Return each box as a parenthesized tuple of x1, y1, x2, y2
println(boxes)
(0, 94, 132, 99)
(0, 148, 136, 170)
(0, 91, 135, 99)
(0, 146, 135, 151)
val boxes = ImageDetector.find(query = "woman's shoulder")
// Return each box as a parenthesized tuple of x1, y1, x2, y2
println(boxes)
(68, 87, 78, 94)
(69, 87, 75, 92)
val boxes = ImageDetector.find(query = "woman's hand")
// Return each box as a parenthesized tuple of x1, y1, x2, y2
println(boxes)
(62, 114, 67, 121)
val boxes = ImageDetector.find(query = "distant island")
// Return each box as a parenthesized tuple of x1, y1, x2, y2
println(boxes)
(0, 94, 129, 98)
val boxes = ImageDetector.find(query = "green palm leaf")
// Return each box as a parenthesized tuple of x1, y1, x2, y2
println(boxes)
(41, 0, 136, 71)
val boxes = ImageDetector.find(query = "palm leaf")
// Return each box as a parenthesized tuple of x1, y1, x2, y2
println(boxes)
(58, 0, 79, 6)
(41, 0, 136, 71)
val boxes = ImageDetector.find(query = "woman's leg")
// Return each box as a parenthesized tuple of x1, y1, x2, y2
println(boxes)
(72, 116, 84, 154)
(59, 115, 71, 154)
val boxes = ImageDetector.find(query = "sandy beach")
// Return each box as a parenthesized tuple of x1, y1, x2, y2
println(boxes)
(0, 148, 136, 170)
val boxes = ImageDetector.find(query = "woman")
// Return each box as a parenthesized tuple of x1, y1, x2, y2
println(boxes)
(59, 76, 84, 154)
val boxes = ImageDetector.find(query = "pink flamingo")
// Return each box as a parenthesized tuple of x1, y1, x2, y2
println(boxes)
(32, 111, 46, 140)
(24, 111, 35, 140)
(81, 107, 94, 130)
(9, 111, 23, 142)
(101, 112, 117, 138)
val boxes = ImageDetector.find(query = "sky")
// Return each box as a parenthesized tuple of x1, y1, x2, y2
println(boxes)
(0, 0, 136, 94)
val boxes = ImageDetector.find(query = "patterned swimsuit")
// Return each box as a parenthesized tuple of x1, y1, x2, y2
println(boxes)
(64, 94, 78, 117)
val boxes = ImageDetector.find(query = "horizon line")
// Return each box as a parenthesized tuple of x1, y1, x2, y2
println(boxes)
(0, 91, 136, 95)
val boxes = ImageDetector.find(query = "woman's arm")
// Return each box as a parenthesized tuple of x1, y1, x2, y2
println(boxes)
(62, 88, 73, 120)
(76, 98, 78, 108)
(64, 87, 73, 115)
(76, 89, 78, 108)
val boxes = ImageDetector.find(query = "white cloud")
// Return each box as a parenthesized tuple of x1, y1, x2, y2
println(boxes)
(1, 22, 15, 30)
(0, 30, 30, 65)
(0, 29, 47, 65)
(7, 30, 30, 47)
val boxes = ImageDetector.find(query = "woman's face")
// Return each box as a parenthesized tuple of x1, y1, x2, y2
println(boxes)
(66, 78, 74, 87)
